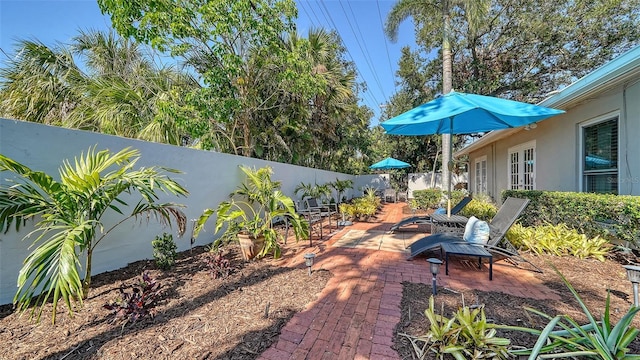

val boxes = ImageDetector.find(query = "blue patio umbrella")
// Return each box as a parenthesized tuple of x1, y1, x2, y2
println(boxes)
(369, 157, 411, 170)
(381, 91, 565, 135)
(381, 91, 565, 214)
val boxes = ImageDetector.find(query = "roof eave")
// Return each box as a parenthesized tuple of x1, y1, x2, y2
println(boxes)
(456, 45, 640, 157)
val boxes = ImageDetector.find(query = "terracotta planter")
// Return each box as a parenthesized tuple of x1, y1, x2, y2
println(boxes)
(237, 233, 265, 261)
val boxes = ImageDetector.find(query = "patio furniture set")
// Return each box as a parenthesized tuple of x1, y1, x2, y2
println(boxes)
(392, 196, 542, 280)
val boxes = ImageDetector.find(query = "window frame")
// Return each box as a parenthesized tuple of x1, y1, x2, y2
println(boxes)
(578, 111, 619, 194)
(507, 140, 536, 191)
(474, 155, 487, 195)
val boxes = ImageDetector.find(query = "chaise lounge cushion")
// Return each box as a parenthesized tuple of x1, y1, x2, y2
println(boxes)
(463, 216, 490, 245)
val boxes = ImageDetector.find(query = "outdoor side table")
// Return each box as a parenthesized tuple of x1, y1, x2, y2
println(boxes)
(430, 214, 469, 235)
(441, 242, 493, 281)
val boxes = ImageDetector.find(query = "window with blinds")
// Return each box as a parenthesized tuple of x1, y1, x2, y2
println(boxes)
(583, 117, 618, 194)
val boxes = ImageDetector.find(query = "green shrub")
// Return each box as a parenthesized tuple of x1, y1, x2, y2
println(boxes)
(152, 233, 178, 270)
(339, 188, 381, 221)
(502, 190, 640, 247)
(448, 190, 467, 209)
(412, 189, 443, 210)
(507, 223, 610, 261)
(400, 295, 510, 359)
(460, 194, 498, 221)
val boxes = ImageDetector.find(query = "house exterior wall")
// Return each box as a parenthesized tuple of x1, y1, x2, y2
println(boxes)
(466, 80, 640, 200)
(0, 118, 379, 305)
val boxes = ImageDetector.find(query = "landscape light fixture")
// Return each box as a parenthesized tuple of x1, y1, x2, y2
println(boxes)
(427, 258, 443, 296)
(623, 265, 640, 306)
(304, 253, 316, 276)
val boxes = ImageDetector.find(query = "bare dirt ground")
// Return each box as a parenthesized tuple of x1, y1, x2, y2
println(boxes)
(1, 215, 640, 359)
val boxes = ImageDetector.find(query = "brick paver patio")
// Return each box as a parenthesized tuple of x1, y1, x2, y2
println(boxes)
(258, 202, 559, 360)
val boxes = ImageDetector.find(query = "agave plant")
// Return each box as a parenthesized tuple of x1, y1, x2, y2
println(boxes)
(499, 264, 640, 359)
(0, 147, 188, 323)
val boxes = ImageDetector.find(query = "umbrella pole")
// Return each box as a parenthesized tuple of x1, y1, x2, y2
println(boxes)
(447, 118, 453, 217)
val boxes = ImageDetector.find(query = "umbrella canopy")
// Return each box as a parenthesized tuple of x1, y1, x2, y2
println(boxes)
(369, 157, 411, 170)
(381, 91, 565, 135)
(381, 91, 564, 215)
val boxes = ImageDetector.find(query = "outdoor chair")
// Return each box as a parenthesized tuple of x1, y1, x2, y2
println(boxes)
(405, 197, 542, 273)
(294, 202, 325, 246)
(383, 188, 397, 203)
(390, 196, 472, 232)
(305, 197, 338, 230)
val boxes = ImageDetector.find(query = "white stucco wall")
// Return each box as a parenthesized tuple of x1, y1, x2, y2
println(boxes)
(0, 119, 381, 305)
(407, 172, 468, 198)
(466, 80, 640, 199)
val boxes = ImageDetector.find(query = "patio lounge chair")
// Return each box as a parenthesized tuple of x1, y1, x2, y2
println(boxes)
(390, 196, 472, 232)
(406, 197, 541, 272)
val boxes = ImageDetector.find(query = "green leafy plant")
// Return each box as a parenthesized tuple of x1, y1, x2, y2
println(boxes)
(103, 272, 162, 326)
(0, 147, 187, 323)
(499, 264, 640, 359)
(194, 165, 308, 259)
(412, 189, 443, 210)
(295, 181, 333, 203)
(152, 233, 178, 270)
(507, 223, 611, 261)
(329, 178, 354, 204)
(339, 187, 382, 221)
(400, 295, 510, 360)
(502, 190, 640, 247)
(460, 194, 498, 221)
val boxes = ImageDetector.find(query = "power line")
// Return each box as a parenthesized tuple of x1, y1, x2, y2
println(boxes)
(342, 0, 388, 102)
(316, 0, 381, 108)
(298, 1, 319, 28)
(376, 0, 397, 93)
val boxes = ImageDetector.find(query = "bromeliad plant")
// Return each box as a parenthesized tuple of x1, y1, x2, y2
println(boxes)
(194, 165, 308, 259)
(400, 295, 511, 360)
(499, 264, 640, 359)
(0, 147, 188, 323)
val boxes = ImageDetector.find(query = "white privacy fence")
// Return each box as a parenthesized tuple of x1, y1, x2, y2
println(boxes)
(407, 172, 469, 198)
(0, 119, 384, 305)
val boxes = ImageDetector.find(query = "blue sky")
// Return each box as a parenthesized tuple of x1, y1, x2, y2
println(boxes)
(0, 0, 420, 125)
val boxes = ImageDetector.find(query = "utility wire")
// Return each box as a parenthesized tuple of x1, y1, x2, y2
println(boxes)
(342, 0, 388, 102)
(376, 0, 397, 93)
(317, 0, 381, 108)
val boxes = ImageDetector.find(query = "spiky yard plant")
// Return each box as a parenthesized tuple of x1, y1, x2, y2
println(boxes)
(0, 147, 188, 323)
(400, 295, 510, 360)
(499, 264, 640, 359)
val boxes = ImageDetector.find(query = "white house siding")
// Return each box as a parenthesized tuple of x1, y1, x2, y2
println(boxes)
(0, 118, 380, 305)
(465, 80, 640, 200)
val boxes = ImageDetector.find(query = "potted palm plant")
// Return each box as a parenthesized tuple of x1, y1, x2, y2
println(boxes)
(194, 165, 308, 260)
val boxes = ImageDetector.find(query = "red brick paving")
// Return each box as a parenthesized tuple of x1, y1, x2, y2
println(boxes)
(258, 202, 559, 360)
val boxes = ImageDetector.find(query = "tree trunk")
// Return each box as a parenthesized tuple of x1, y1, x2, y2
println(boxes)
(82, 247, 93, 299)
(430, 148, 440, 188)
(442, 5, 453, 214)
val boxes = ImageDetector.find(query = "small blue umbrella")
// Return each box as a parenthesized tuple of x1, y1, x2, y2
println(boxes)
(369, 157, 411, 170)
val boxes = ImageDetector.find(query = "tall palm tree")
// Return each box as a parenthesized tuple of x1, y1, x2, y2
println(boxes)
(385, 0, 489, 201)
(0, 147, 188, 323)
(0, 30, 198, 145)
(0, 40, 82, 124)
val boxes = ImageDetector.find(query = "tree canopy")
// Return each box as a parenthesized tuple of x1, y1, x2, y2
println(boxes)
(375, 0, 640, 174)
